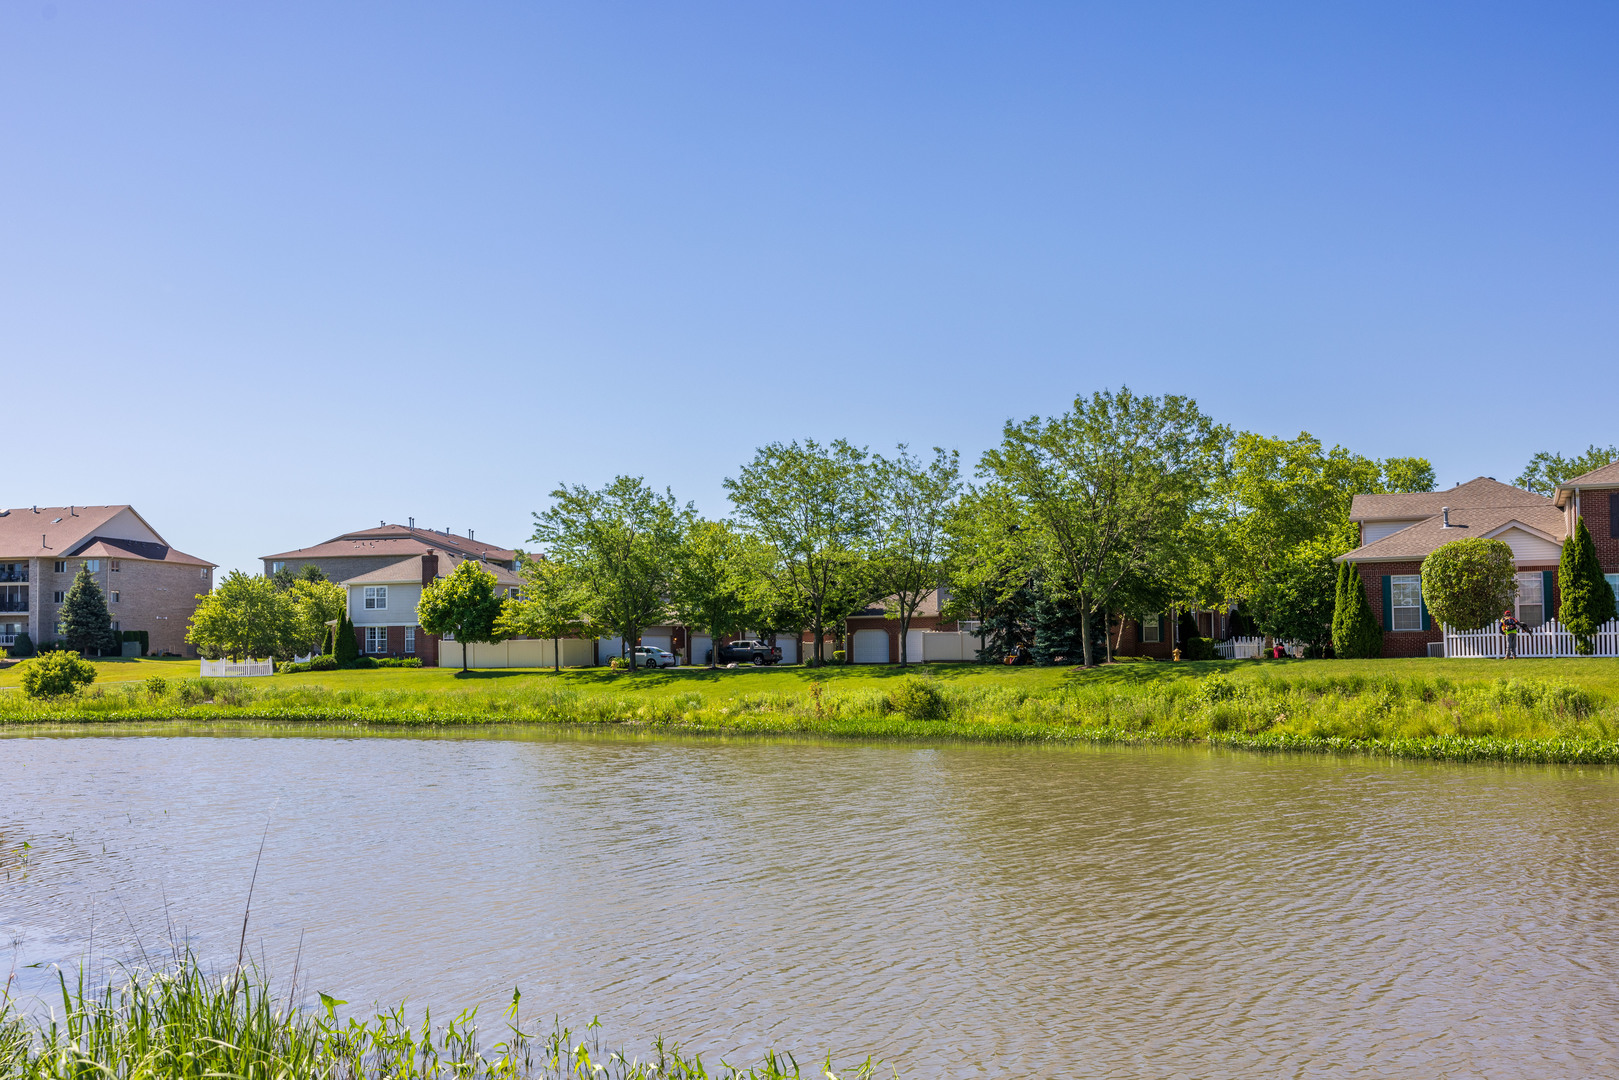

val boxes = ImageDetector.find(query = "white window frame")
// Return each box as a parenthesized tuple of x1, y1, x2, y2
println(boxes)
(271, 561, 286, 575)
(364, 586, 388, 610)
(1390, 574, 1424, 631)
(366, 626, 389, 654)
(1141, 616, 1161, 644)
(404, 626, 415, 654)
(1514, 572, 1544, 627)
(109, 560, 120, 572)
(110, 591, 120, 604)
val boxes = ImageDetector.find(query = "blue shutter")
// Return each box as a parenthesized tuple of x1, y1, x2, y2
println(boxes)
(1381, 575, 1393, 632)
(1544, 570, 1556, 622)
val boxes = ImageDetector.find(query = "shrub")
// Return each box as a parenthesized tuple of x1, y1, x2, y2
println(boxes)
(277, 655, 341, 674)
(144, 675, 168, 696)
(1421, 537, 1516, 631)
(1181, 636, 1216, 661)
(887, 677, 947, 720)
(833, 650, 846, 663)
(176, 681, 206, 706)
(1332, 562, 1384, 659)
(608, 656, 627, 670)
(6, 630, 34, 658)
(374, 657, 422, 668)
(19, 650, 97, 698)
(1197, 673, 1236, 704)
(334, 612, 360, 665)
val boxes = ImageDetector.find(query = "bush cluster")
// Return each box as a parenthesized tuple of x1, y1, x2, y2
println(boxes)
(886, 677, 947, 720)
(276, 655, 423, 674)
(19, 650, 97, 698)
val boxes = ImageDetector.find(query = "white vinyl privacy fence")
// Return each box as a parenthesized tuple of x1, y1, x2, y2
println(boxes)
(919, 631, 987, 662)
(1443, 618, 1619, 658)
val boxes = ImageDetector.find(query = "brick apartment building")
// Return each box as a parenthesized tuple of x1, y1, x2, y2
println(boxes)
(261, 522, 521, 666)
(0, 505, 215, 656)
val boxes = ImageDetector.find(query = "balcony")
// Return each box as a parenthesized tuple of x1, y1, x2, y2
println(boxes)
(0, 586, 28, 613)
(0, 565, 27, 583)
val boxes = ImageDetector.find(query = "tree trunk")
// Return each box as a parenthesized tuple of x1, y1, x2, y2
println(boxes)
(1105, 613, 1114, 664)
(898, 610, 910, 665)
(1080, 596, 1095, 668)
(461, 637, 468, 673)
(553, 636, 560, 673)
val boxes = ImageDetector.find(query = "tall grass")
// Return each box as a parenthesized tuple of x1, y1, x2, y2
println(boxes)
(5, 667, 1619, 762)
(0, 956, 881, 1080)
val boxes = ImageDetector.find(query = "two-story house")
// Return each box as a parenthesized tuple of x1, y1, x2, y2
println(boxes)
(0, 505, 215, 656)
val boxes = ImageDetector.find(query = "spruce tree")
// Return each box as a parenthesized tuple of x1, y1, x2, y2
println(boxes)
(1331, 563, 1383, 659)
(58, 565, 120, 656)
(1559, 516, 1618, 654)
(334, 611, 360, 666)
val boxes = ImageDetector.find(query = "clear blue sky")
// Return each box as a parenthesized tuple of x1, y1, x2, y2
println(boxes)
(4, 3, 1616, 576)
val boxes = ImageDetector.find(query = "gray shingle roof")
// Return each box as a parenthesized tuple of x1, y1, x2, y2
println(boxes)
(1349, 477, 1551, 522)
(1337, 504, 1565, 562)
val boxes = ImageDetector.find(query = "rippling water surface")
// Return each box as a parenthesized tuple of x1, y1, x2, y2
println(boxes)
(5, 729, 1619, 1077)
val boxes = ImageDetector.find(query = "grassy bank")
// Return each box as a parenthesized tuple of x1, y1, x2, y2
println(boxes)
(6, 659, 1619, 763)
(0, 956, 875, 1079)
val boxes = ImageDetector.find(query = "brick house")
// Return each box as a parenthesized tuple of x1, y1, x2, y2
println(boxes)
(0, 504, 215, 656)
(262, 523, 521, 666)
(1334, 477, 1568, 658)
(1553, 461, 1619, 591)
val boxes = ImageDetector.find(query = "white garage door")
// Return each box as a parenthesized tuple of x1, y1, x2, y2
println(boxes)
(853, 629, 891, 664)
(775, 638, 797, 663)
(689, 635, 712, 663)
(640, 633, 671, 653)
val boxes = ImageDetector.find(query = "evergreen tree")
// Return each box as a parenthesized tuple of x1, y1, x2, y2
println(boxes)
(1331, 562, 1384, 659)
(59, 565, 119, 656)
(1330, 560, 1351, 653)
(334, 611, 359, 665)
(1559, 516, 1618, 654)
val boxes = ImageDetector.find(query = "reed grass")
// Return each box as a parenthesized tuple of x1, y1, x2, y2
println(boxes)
(6, 661, 1619, 763)
(0, 956, 880, 1080)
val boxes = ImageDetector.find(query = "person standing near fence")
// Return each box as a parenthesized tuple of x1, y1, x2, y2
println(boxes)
(1500, 608, 1522, 659)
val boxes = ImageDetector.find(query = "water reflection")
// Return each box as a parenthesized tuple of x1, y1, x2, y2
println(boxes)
(3, 730, 1619, 1077)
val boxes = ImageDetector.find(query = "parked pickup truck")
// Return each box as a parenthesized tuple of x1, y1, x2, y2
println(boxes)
(707, 639, 782, 666)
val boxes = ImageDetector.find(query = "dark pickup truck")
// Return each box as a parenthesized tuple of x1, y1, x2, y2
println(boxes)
(706, 639, 782, 665)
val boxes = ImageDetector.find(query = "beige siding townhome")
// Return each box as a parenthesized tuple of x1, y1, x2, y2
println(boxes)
(0, 505, 215, 656)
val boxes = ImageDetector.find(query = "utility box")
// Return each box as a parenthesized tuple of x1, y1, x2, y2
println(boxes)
(1427, 641, 1445, 658)
(122, 641, 141, 658)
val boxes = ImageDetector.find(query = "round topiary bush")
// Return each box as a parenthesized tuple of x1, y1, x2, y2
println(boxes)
(886, 677, 947, 721)
(1420, 537, 1517, 631)
(19, 650, 97, 699)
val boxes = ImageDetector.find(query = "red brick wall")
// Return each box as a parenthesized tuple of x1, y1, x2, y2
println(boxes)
(1579, 490, 1619, 574)
(1355, 562, 1441, 658)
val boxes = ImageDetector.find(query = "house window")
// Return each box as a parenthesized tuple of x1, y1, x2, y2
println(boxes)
(0, 586, 26, 613)
(404, 626, 415, 654)
(53, 591, 64, 604)
(1390, 575, 1424, 631)
(110, 591, 121, 604)
(109, 560, 120, 572)
(53, 561, 66, 573)
(364, 586, 387, 610)
(1141, 616, 1161, 643)
(84, 560, 101, 572)
(366, 626, 389, 653)
(201, 568, 209, 579)
(1514, 572, 1544, 627)
(271, 562, 286, 574)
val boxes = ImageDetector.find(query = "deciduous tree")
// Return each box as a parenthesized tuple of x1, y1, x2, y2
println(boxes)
(498, 555, 591, 672)
(669, 519, 750, 668)
(1516, 445, 1619, 496)
(872, 445, 961, 664)
(185, 571, 293, 661)
(417, 559, 509, 673)
(1420, 538, 1517, 632)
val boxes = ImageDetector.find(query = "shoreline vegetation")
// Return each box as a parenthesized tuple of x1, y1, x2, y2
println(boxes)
(5, 659, 1619, 764)
(0, 955, 877, 1080)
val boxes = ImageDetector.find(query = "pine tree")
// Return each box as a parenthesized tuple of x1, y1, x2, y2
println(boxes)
(1331, 562, 1383, 659)
(1559, 516, 1618, 654)
(334, 611, 359, 666)
(59, 565, 120, 656)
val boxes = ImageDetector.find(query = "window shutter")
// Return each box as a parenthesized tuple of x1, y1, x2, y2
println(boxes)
(1420, 594, 1431, 631)
(1544, 570, 1556, 621)
(1157, 614, 1166, 642)
(1611, 493, 1619, 539)
(1381, 576, 1393, 632)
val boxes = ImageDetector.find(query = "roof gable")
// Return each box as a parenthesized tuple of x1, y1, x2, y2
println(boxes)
(0, 505, 163, 558)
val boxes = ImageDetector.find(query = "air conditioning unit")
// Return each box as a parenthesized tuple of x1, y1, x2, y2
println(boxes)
(1427, 641, 1445, 658)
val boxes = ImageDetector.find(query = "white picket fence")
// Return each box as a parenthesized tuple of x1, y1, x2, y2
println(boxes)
(1214, 636, 1304, 660)
(199, 658, 276, 678)
(1443, 618, 1619, 659)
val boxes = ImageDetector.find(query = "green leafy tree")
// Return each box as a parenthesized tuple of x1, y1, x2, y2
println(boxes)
(979, 387, 1228, 667)
(531, 476, 687, 673)
(1558, 516, 1618, 653)
(417, 559, 510, 673)
(1420, 538, 1517, 632)
(872, 445, 961, 664)
(1380, 456, 1437, 494)
(288, 579, 347, 657)
(724, 440, 880, 665)
(185, 571, 294, 660)
(1250, 537, 1339, 657)
(668, 519, 750, 668)
(497, 556, 590, 672)
(1331, 562, 1384, 658)
(20, 650, 97, 698)
(1516, 445, 1619, 496)
(58, 565, 121, 656)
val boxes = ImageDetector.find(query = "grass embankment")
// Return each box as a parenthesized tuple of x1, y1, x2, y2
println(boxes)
(0, 956, 872, 1080)
(6, 658, 1619, 763)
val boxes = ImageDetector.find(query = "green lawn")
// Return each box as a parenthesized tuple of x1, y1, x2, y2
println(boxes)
(0, 654, 199, 689)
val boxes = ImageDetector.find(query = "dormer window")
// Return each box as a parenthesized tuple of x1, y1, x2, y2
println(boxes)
(364, 586, 387, 610)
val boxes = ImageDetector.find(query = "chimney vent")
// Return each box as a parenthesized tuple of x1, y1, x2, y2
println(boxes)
(1442, 507, 1451, 528)
(469, 529, 474, 540)
(409, 517, 414, 528)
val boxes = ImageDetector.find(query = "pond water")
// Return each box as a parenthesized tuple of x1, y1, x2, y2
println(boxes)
(4, 728, 1619, 1078)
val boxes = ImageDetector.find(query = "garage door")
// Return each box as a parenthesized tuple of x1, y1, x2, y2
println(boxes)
(853, 629, 891, 664)
(689, 635, 712, 663)
(640, 633, 671, 653)
(775, 638, 797, 663)
(904, 629, 926, 663)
